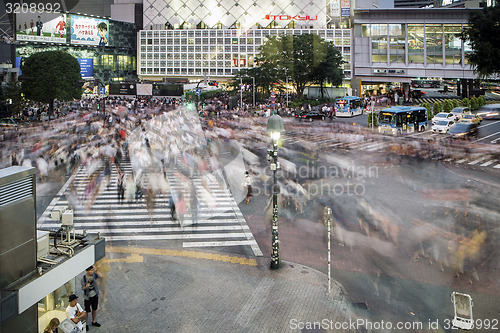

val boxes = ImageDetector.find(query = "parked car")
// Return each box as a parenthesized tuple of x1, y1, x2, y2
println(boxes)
(432, 119, 455, 133)
(432, 112, 454, 124)
(0, 117, 21, 128)
(300, 111, 326, 121)
(448, 122, 478, 138)
(476, 104, 500, 120)
(459, 114, 482, 124)
(450, 107, 470, 121)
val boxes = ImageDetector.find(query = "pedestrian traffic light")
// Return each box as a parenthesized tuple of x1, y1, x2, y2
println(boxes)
(97, 103, 100, 110)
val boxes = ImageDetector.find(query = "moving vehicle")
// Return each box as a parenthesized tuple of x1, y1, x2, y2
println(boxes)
(300, 110, 326, 121)
(334, 96, 363, 117)
(450, 107, 470, 121)
(476, 104, 500, 120)
(0, 117, 21, 128)
(432, 112, 454, 124)
(432, 119, 455, 133)
(378, 106, 429, 135)
(459, 114, 482, 124)
(448, 122, 478, 138)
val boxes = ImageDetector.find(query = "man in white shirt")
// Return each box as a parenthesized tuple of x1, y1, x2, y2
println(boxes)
(66, 294, 88, 331)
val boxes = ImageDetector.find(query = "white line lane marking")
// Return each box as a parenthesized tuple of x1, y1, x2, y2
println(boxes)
(473, 130, 500, 142)
(468, 156, 489, 165)
(182, 240, 259, 248)
(480, 160, 497, 167)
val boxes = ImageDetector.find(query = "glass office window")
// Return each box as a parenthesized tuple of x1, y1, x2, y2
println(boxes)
(389, 24, 405, 63)
(426, 24, 443, 65)
(361, 24, 370, 37)
(444, 24, 462, 64)
(371, 24, 387, 63)
(408, 24, 424, 64)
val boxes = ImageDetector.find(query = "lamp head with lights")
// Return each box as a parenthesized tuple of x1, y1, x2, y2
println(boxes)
(267, 114, 284, 145)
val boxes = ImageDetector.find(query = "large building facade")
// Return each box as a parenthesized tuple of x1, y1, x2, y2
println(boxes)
(351, 8, 480, 96)
(14, 12, 137, 86)
(138, 0, 354, 82)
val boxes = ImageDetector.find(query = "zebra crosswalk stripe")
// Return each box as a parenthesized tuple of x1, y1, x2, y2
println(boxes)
(480, 160, 496, 167)
(37, 160, 263, 256)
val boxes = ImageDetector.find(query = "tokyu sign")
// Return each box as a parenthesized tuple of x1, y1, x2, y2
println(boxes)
(263, 14, 318, 21)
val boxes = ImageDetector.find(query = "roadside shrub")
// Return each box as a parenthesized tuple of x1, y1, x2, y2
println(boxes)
(478, 95, 486, 107)
(462, 97, 470, 108)
(470, 96, 478, 111)
(422, 102, 432, 119)
(443, 99, 453, 113)
(433, 101, 442, 116)
(368, 112, 378, 127)
(452, 99, 460, 108)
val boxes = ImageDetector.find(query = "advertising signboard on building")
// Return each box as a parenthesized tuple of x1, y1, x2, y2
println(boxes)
(16, 13, 67, 43)
(341, 0, 350, 17)
(77, 58, 94, 78)
(70, 15, 109, 46)
(109, 83, 136, 95)
(137, 84, 153, 96)
(330, 0, 341, 17)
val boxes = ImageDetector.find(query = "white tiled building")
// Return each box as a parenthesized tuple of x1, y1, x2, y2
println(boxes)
(138, 0, 353, 81)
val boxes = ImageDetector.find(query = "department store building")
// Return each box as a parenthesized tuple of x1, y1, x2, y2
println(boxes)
(137, 0, 354, 82)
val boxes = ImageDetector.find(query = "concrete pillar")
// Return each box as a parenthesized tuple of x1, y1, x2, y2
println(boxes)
(402, 82, 410, 102)
(351, 77, 361, 97)
(468, 79, 474, 98)
(461, 79, 468, 98)
(457, 79, 461, 97)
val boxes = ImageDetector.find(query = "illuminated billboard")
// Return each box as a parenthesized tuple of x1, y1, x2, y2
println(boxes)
(16, 13, 67, 43)
(71, 15, 109, 46)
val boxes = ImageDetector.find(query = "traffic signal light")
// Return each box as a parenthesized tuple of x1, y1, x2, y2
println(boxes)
(97, 103, 100, 110)
(208, 81, 218, 87)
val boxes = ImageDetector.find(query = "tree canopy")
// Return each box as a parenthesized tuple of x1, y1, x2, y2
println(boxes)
(20, 50, 82, 110)
(461, 5, 500, 77)
(253, 33, 344, 98)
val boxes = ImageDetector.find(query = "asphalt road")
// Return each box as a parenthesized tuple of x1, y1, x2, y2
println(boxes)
(236, 119, 500, 332)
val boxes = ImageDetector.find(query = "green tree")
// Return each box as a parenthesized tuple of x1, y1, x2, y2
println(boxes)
(422, 102, 432, 120)
(443, 99, 453, 113)
(368, 112, 378, 127)
(478, 95, 486, 107)
(255, 34, 344, 98)
(461, 5, 500, 77)
(1, 82, 24, 116)
(470, 96, 479, 110)
(20, 51, 82, 116)
(462, 97, 470, 108)
(433, 101, 442, 116)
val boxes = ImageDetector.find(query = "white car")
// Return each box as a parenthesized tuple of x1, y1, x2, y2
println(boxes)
(450, 107, 470, 121)
(432, 112, 454, 124)
(432, 119, 455, 133)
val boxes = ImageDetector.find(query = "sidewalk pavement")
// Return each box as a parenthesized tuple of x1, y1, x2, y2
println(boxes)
(84, 248, 358, 332)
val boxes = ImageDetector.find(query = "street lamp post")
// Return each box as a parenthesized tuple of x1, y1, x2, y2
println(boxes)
(252, 76, 255, 108)
(286, 76, 289, 107)
(240, 77, 243, 110)
(267, 114, 284, 269)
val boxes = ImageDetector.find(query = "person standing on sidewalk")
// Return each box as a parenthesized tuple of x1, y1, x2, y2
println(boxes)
(66, 294, 87, 331)
(243, 171, 252, 204)
(81, 266, 102, 328)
